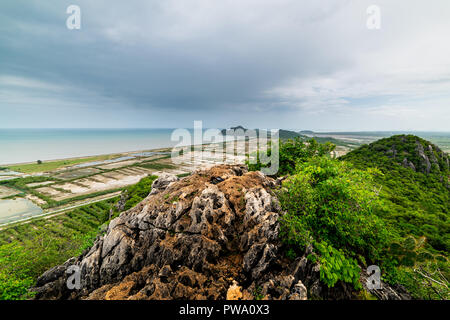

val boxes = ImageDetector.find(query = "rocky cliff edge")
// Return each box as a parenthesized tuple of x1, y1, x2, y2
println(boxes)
(33, 165, 410, 300)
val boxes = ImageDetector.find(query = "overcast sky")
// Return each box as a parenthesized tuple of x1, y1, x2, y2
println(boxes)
(1, 0, 449, 131)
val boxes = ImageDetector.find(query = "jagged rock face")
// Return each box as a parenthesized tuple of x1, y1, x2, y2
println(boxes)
(415, 142, 432, 174)
(410, 139, 448, 175)
(34, 165, 283, 300)
(33, 165, 410, 300)
(401, 157, 416, 171)
(381, 136, 449, 177)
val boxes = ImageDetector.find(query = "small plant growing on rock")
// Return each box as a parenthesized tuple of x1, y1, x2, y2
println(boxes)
(253, 286, 264, 300)
(389, 236, 449, 299)
(285, 248, 297, 260)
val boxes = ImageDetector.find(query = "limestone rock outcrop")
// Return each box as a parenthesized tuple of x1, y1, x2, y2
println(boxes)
(33, 165, 409, 300)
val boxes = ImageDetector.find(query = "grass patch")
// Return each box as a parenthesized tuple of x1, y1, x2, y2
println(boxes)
(0, 197, 118, 300)
(42, 188, 124, 209)
(6, 154, 123, 174)
(138, 162, 176, 170)
(120, 175, 158, 212)
(177, 173, 191, 178)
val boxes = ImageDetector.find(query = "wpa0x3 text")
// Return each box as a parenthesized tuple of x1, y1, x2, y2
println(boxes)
(223, 304, 270, 316)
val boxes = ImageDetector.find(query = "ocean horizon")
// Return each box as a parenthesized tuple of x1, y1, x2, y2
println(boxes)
(0, 128, 180, 165)
(1, 128, 449, 166)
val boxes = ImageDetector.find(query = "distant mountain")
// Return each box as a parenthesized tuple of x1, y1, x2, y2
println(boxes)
(221, 126, 305, 140)
(220, 125, 246, 134)
(341, 135, 449, 252)
(278, 129, 305, 140)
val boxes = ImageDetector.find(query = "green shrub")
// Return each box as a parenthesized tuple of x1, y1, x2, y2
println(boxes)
(123, 175, 158, 211)
(0, 198, 118, 300)
(278, 157, 391, 288)
(384, 236, 450, 299)
(0, 243, 35, 300)
(314, 241, 361, 288)
(247, 137, 336, 176)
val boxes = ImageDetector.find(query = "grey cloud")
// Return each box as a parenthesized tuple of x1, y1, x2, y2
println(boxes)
(0, 0, 449, 130)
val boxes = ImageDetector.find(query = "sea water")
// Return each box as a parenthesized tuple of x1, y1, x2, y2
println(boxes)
(0, 129, 178, 165)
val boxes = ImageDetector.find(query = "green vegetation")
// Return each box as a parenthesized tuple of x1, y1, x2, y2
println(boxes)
(340, 135, 449, 299)
(6, 154, 122, 174)
(0, 174, 157, 300)
(0, 176, 122, 209)
(309, 136, 353, 148)
(341, 135, 449, 253)
(0, 198, 117, 300)
(250, 135, 449, 299)
(316, 131, 450, 154)
(277, 129, 305, 140)
(120, 175, 158, 212)
(253, 286, 264, 300)
(385, 236, 449, 299)
(1, 134, 448, 300)
(137, 155, 171, 165)
(0, 176, 58, 204)
(177, 173, 191, 178)
(139, 162, 176, 171)
(45, 188, 124, 209)
(278, 157, 388, 288)
(247, 137, 335, 175)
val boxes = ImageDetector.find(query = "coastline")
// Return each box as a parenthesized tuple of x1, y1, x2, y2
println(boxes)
(1, 146, 173, 169)
(0, 128, 180, 166)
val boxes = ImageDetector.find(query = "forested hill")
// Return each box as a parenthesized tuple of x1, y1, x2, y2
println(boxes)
(341, 134, 449, 178)
(341, 135, 449, 253)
